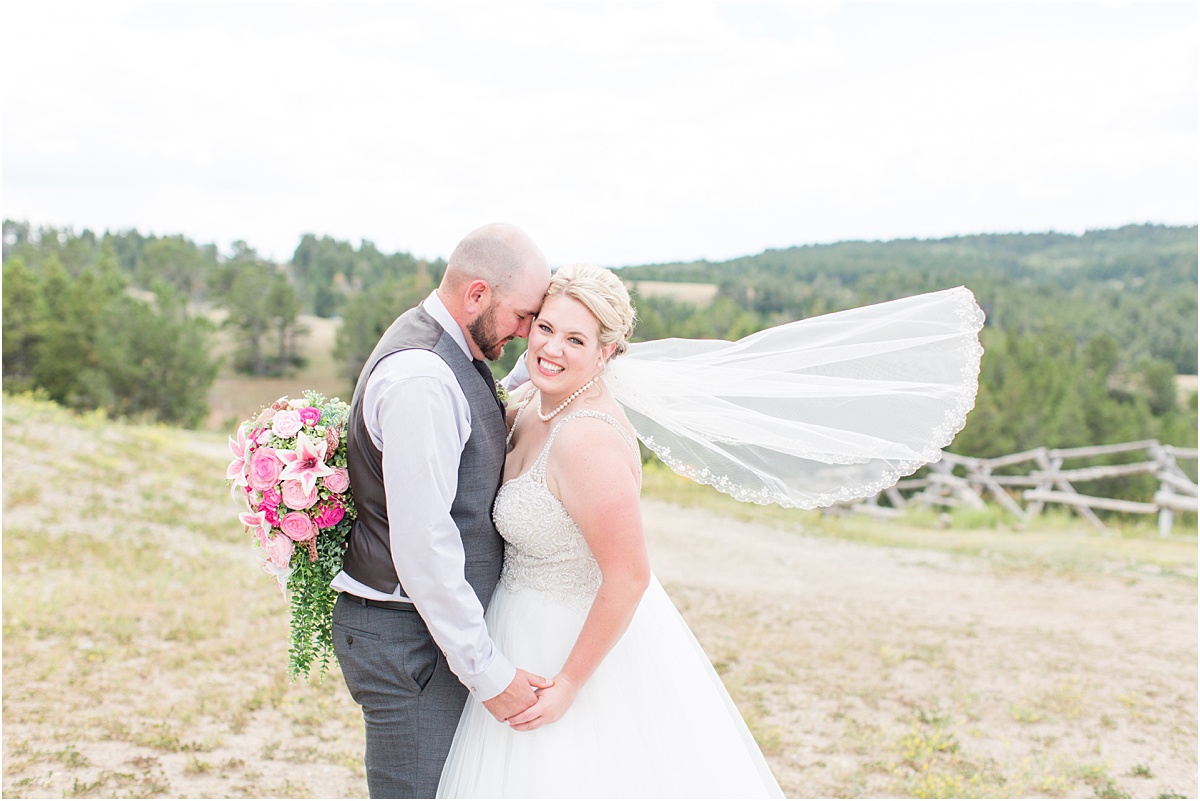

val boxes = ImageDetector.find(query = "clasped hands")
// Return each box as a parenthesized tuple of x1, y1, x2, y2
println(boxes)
(480, 668, 577, 732)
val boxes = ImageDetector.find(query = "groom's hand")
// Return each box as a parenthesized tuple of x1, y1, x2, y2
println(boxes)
(481, 668, 553, 722)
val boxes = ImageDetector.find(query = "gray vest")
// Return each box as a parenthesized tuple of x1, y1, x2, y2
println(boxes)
(341, 305, 507, 607)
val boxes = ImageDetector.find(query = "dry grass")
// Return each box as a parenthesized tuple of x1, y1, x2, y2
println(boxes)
(641, 464, 1197, 799)
(205, 314, 352, 432)
(3, 394, 1196, 798)
(625, 280, 720, 307)
(3, 394, 366, 798)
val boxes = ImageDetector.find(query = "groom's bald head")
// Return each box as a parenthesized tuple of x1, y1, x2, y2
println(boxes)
(442, 223, 548, 297)
(438, 223, 551, 361)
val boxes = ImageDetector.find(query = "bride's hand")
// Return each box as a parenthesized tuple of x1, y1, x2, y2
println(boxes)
(506, 674, 578, 732)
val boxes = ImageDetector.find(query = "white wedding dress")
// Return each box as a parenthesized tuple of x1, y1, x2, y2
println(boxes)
(437, 409, 784, 799)
(438, 287, 986, 797)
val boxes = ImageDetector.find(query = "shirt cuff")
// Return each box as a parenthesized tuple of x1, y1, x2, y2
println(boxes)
(464, 650, 517, 701)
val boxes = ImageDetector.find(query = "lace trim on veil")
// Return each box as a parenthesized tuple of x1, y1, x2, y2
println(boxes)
(606, 286, 985, 509)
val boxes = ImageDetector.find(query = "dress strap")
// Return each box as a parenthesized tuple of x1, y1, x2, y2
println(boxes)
(506, 393, 532, 448)
(529, 409, 641, 484)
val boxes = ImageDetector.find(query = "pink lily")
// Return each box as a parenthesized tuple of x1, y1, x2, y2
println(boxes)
(276, 432, 335, 496)
(227, 426, 250, 485)
(239, 509, 272, 548)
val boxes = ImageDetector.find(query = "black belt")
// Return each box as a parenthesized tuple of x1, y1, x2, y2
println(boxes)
(344, 593, 416, 612)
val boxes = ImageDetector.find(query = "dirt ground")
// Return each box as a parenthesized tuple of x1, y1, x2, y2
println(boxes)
(641, 501, 1197, 798)
(2, 394, 1196, 799)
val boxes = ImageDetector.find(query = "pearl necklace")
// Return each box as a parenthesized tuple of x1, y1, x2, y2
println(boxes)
(536, 378, 596, 422)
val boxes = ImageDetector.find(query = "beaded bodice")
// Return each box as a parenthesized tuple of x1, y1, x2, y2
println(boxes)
(494, 407, 640, 611)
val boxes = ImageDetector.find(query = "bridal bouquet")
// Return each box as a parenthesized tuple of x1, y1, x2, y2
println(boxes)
(227, 391, 356, 679)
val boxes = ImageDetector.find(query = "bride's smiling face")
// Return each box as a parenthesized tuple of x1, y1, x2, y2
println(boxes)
(526, 294, 605, 394)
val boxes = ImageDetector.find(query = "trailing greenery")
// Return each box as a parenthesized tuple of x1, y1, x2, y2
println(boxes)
(286, 522, 350, 679)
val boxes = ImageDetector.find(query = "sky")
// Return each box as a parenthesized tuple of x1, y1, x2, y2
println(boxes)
(3, 2, 1196, 267)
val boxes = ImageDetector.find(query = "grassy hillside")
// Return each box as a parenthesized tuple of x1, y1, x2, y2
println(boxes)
(3, 395, 1196, 798)
(2, 394, 367, 798)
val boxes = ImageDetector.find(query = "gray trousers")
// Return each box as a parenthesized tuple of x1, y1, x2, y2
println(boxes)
(333, 594, 470, 799)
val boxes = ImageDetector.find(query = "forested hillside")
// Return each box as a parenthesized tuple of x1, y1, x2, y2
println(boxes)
(619, 225, 1198, 458)
(3, 220, 1195, 462)
(621, 225, 1197, 374)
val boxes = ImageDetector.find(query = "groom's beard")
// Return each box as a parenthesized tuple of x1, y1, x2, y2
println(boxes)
(468, 304, 509, 361)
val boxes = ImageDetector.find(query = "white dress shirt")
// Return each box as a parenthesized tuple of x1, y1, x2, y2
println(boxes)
(502, 350, 531, 392)
(330, 291, 516, 701)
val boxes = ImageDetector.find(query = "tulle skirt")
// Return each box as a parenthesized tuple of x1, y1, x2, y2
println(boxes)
(437, 575, 784, 798)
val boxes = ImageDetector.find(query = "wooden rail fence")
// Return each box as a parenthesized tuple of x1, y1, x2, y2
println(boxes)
(842, 440, 1198, 535)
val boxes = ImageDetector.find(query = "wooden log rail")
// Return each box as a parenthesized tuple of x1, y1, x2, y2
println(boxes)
(836, 439, 1197, 535)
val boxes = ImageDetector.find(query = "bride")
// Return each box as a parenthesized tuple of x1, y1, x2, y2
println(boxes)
(437, 264, 983, 798)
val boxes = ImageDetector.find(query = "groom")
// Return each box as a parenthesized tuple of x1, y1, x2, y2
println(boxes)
(331, 223, 553, 798)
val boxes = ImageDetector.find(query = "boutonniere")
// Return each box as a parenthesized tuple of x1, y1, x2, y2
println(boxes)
(495, 380, 509, 404)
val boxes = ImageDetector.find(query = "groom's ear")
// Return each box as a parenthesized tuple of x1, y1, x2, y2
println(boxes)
(463, 280, 492, 315)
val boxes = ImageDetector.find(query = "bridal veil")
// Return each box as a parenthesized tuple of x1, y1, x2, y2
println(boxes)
(605, 286, 985, 509)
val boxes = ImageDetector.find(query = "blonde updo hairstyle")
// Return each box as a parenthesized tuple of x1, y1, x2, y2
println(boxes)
(544, 263, 637, 361)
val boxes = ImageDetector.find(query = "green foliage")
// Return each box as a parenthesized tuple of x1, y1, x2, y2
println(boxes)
(332, 273, 433, 386)
(138, 235, 213, 299)
(1, 240, 218, 427)
(292, 233, 443, 318)
(621, 225, 1197, 458)
(6, 218, 1195, 458)
(96, 284, 219, 426)
(3, 220, 220, 292)
(286, 522, 349, 679)
(2, 257, 46, 392)
(217, 244, 307, 377)
(948, 327, 1179, 457)
(1093, 779, 1132, 799)
(622, 224, 1198, 374)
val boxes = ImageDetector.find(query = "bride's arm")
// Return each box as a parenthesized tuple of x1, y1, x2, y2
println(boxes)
(507, 419, 648, 732)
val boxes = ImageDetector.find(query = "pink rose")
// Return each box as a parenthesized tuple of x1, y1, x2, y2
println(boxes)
(260, 487, 282, 508)
(313, 502, 346, 529)
(281, 479, 319, 510)
(299, 406, 322, 427)
(262, 506, 281, 526)
(280, 511, 318, 542)
(323, 467, 350, 495)
(271, 409, 303, 438)
(265, 534, 294, 568)
(248, 447, 284, 490)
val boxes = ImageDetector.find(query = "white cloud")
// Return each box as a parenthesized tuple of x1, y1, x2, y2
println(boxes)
(3, 2, 1195, 266)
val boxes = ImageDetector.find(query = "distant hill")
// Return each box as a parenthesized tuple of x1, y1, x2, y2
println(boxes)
(617, 224, 1198, 374)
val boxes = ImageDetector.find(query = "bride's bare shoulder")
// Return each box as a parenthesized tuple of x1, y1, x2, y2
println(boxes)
(551, 405, 639, 473)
